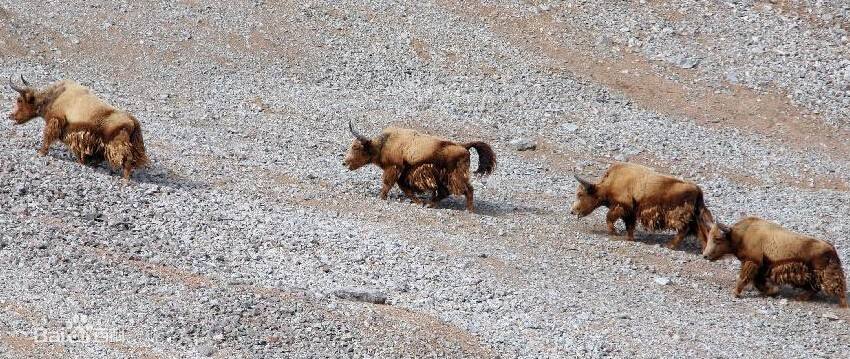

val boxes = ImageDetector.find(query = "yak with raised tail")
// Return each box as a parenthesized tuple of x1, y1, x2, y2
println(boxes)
(571, 162, 714, 249)
(343, 122, 496, 212)
(8, 76, 148, 180)
(703, 217, 847, 308)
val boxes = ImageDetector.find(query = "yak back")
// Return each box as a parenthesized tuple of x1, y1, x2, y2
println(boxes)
(599, 163, 701, 208)
(730, 217, 837, 265)
(376, 127, 467, 169)
(45, 80, 135, 139)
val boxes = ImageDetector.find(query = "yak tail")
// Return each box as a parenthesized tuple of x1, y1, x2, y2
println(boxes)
(692, 190, 714, 248)
(130, 117, 149, 168)
(464, 141, 496, 177)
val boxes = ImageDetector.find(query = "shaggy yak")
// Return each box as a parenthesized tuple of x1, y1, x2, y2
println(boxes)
(571, 162, 714, 249)
(343, 122, 496, 212)
(703, 217, 847, 308)
(8, 76, 148, 180)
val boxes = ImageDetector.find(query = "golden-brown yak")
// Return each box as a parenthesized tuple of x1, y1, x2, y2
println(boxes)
(343, 121, 496, 212)
(703, 217, 847, 308)
(571, 162, 714, 249)
(8, 76, 148, 180)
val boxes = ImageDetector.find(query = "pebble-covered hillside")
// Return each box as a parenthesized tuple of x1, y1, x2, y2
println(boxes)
(1, 1, 849, 358)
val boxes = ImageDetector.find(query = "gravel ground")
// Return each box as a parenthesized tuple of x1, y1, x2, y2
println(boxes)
(1, 1, 849, 358)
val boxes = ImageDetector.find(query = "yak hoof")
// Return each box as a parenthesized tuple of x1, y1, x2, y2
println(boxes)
(761, 286, 780, 297)
(795, 291, 816, 301)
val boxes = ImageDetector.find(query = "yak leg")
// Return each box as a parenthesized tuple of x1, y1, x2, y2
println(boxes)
(38, 118, 62, 156)
(813, 257, 848, 308)
(122, 163, 134, 181)
(734, 261, 759, 298)
(623, 214, 636, 241)
(795, 288, 817, 301)
(379, 167, 400, 200)
(667, 226, 690, 249)
(754, 273, 780, 296)
(428, 186, 449, 208)
(605, 207, 625, 235)
(397, 181, 422, 205)
(464, 184, 474, 212)
(105, 130, 136, 181)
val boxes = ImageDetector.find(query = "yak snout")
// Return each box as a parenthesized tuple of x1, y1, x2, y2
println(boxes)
(701, 243, 720, 261)
(570, 200, 591, 217)
(8, 103, 16, 122)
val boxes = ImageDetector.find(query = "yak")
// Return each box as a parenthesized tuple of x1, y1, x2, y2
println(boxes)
(8, 75, 148, 180)
(343, 121, 496, 212)
(702, 217, 847, 308)
(571, 162, 714, 249)
(703, 217, 847, 307)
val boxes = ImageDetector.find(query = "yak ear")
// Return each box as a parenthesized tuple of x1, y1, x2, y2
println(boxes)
(712, 222, 731, 239)
(573, 174, 596, 192)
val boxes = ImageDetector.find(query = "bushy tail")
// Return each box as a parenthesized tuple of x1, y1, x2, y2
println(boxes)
(692, 190, 714, 248)
(464, 141, 496, 177)
(130, 117, 149, 168)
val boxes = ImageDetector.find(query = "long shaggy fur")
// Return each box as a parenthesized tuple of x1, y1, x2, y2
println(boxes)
(65, 130, 104, 160)
(815, 255, 848, 299)
(404, 164, 439, 193)
(638, 202, 695, 232)
(768, 262, 813, 288)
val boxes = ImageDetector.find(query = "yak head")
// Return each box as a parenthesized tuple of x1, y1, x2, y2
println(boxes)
(8, 75, 39, 124)
(343, 121, 375, 170)
(570, 175, 603, 217)
(702, 223, 732, 261)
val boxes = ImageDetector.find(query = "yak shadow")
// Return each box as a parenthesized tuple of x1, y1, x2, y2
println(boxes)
(130, 165, 210, 190)
(585, 226, 704, 255)
(634, 232, 704, 255)
(45, 151, 209, 190)
(738, 286, 844, 308)
(384, 192, 551, 217)
(440, 197, 551, 217)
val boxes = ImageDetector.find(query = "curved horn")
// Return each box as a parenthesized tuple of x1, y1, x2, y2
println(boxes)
(348, 120, 370, 143)
(9, 75, 26, 93)
(20, 75, 30, 87)
(573, 174, 595, 189)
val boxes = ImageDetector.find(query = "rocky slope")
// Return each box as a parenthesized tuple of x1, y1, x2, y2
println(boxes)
(1, 1, 849, 358)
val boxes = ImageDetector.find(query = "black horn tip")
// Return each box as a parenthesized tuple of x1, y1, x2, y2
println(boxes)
(348, 120, 369, 142)
(573, 174, 595, 188)
(20, 75, 30, 86)
(9, 74, 25, 93)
